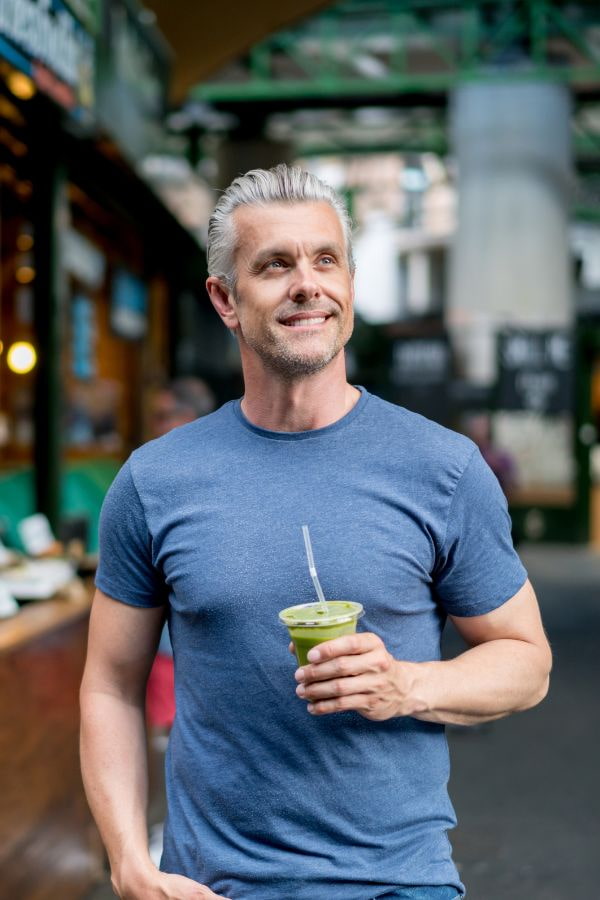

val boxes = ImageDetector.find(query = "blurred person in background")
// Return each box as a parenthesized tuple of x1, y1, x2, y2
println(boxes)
(146, 378, 216, 737)
(462, 412, 517, 498)
(81, 165, 551, 900)
(150, 378, 216, 439)
(462, 412, 521, 546)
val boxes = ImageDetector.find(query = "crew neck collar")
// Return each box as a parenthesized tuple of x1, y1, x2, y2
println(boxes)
(231, 386, 369, 441)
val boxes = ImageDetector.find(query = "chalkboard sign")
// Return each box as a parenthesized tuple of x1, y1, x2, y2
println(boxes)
(391, 337, 451, 387)
(497, 330, 573, 413)
(390, 336, 451, 422)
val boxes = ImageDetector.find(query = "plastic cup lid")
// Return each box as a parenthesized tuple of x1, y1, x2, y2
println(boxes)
(278, 600, 364, 627)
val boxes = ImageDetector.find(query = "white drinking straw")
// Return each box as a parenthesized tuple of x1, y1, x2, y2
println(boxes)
(301, 525, 328, 613)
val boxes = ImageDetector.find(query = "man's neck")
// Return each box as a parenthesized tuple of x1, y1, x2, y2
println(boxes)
(239, 357, 360, 433)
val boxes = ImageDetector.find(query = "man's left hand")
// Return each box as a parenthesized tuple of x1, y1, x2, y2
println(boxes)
(292, 633, 426, 721)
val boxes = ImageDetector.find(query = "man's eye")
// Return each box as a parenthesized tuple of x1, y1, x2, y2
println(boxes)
(319, 256, 335, 265)
(267, 259, 286, 269)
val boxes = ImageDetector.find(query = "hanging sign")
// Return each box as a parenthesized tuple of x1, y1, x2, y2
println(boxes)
(96, 0, 169, 164)
(62, 0, 100, 35)
(497, 330, 574, 414)
(0, 0, 95, 112)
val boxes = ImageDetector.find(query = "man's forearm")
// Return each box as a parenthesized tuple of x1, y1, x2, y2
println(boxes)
(80, 687, 155, 890)
(403, 638, 551, 726)
(295, 582, 551, 724)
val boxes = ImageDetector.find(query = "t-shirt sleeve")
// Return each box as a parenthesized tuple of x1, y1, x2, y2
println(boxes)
(433, 447, 527, 617)
(95, 458, 167, 608)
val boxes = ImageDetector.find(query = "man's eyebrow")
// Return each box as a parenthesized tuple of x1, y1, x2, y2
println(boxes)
(312, 243, 344, 258)
(250, 246, 292, 266)
(250, 243, 344, 267)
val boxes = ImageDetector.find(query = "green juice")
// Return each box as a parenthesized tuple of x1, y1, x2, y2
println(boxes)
(279, 600, 364, 667)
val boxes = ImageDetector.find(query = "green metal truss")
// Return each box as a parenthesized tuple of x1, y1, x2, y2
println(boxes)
(191, 0, 600, 106)
(291, 114, 600, 165)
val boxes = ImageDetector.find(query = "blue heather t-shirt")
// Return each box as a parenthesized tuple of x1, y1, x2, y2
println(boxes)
(96, 388, 527, 900)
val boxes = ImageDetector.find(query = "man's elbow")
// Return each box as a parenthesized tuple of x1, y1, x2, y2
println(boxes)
(527, 672, 551, 709)
(522, 644, 553, 711)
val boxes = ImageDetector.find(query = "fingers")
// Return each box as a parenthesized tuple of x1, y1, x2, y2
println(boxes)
(127, 872, 231, 899)
(296, 673, 377, 702)
(291, 632, 402, 721)
(295, 648, 386, 684)
(302, 631, 383, 664)
(299, 677, 401, 721)
(113, 864, 231, 900)
(305, 693, 379, 716)
(295, 633, 389, 686)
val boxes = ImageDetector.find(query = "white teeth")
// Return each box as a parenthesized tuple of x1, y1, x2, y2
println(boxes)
(286, 317, 327, 327)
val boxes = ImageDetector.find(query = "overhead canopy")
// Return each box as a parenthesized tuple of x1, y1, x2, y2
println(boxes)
(144, 0, 332, 102)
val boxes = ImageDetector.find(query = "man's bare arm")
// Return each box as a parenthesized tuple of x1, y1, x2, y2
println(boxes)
(407, 578, 551, 725)
(294, 579, 552, 726)
(80, 589, 229, 899)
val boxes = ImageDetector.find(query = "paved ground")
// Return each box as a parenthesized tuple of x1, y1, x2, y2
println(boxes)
(87, 544, 600, 900)
(445, 544, 600, 900)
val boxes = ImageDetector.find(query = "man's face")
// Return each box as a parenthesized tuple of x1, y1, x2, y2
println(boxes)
(226, 201, 354, 380)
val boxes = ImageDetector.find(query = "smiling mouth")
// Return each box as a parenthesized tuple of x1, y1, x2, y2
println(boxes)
(280, 314, 331, 328)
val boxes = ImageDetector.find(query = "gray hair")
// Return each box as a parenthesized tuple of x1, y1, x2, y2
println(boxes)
(207, 163, 355, 290)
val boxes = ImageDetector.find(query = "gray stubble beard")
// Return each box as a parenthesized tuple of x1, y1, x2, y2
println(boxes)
(243, 317, 353, 382)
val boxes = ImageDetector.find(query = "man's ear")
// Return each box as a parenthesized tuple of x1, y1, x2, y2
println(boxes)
(206, 277, 239, 332)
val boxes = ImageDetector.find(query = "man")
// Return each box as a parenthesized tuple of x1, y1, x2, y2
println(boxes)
(149, 378, 216, 440)
(80, 164, 552, 900)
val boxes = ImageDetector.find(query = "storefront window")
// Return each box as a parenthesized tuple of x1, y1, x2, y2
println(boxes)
(62, 181, 168, 462)
(0, 76, 35, 471)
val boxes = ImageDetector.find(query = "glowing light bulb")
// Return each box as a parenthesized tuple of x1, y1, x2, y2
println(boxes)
(7, 341, 37, 374)
(15, 265, 35, 284)
(16, 233, 34, 252)
(7, 71, 36, 101)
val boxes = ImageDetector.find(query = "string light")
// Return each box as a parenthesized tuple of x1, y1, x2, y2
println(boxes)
(6, 71, 36, 101)
(15, 265, 35, 284)
(16, 232, 34, 252)
(6, 341, 37, 374)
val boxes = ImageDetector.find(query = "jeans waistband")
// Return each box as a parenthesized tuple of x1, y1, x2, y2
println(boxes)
(370, 887, 462, 900)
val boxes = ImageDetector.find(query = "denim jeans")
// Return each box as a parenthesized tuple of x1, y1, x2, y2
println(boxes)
(370, 887, 462, 900)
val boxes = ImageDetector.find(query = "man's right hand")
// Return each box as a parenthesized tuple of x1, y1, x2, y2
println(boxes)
(114, 868, 232, 899)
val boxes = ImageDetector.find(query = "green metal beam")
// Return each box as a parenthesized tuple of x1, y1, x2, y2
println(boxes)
(297, 140, 447, 156)
(294, 130, 600, 161)
(190, 0, 600, 105)
(573, 207, 600, 221)
(193, 68, 600, 104)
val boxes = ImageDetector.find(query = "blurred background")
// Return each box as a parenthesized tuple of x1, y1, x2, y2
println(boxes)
(0, 1, 599, 898)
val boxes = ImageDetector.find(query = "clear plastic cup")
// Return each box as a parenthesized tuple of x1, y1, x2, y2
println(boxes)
(279, 600, 364, 667)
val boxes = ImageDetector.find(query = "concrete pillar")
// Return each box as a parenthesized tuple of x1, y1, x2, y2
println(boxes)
(448, 81, 573, 385)
(354, 212, 402, 323)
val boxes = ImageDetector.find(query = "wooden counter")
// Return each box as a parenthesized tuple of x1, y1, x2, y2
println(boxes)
(0, 584, 104, 899)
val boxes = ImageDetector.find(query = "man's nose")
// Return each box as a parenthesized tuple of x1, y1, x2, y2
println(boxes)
(289, 262, 320, 302)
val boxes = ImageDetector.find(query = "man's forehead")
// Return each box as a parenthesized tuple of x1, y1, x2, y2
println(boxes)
(233, 199, 334, 218)
(233, 201, 344, 254)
